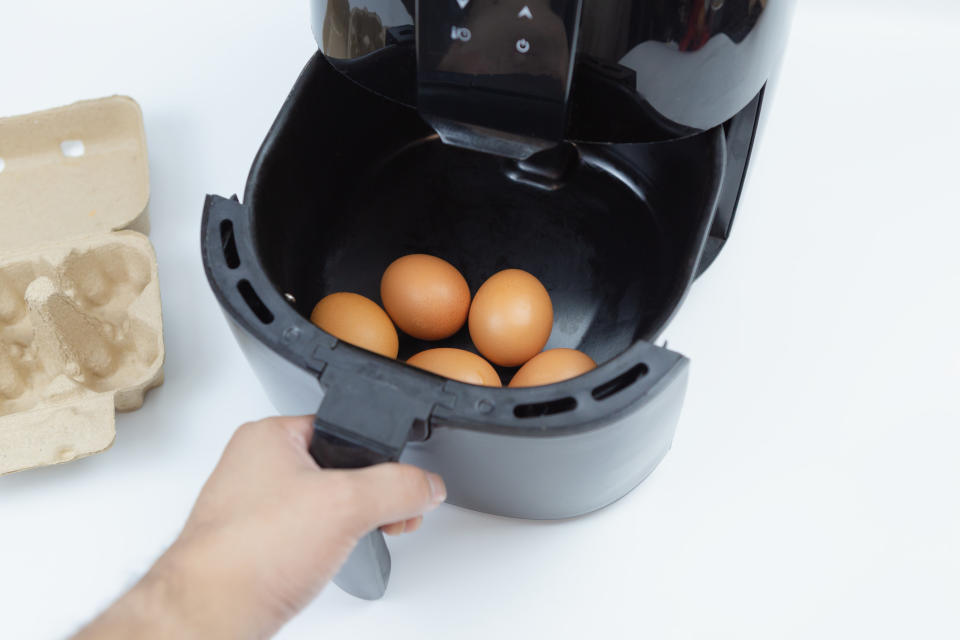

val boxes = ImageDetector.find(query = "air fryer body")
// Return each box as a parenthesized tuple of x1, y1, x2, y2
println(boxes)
(201, 0, 795, 599)
(201, 50, 725, 518)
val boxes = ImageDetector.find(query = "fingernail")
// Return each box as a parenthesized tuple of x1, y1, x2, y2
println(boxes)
(427, 472, 447, 506)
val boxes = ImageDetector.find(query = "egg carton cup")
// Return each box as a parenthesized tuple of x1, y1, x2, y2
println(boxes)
(0, 97, 164, 476)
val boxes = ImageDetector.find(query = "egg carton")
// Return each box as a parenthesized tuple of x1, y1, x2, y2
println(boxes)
(0, 96, 164, 476)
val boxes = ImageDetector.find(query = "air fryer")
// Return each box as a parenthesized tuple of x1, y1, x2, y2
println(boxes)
(201, 0, 796, 600)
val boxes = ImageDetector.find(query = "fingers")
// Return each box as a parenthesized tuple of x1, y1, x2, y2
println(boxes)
(382, 516, 424, 537)
(340, 463, 446, 532)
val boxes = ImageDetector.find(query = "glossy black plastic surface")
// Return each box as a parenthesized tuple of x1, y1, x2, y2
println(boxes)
(416, 0, 582, 154)
(313, 0, 795, 143)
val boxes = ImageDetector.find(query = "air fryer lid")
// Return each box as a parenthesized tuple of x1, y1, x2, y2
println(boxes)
(202, 51, 725, 599)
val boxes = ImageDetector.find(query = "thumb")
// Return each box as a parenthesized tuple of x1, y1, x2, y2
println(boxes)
(342, 463, 447, 532)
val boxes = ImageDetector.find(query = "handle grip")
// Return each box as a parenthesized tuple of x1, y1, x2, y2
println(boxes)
(334, 530, 393, 600)
(309, 428, 399, 600)
(309, 365, 436, 599)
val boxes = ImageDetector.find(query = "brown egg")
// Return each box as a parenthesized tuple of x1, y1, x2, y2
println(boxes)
(381, 254, 471, 341)
(407, 348, 502, 387)
(469, 269, 553, 367)
(310, 292, 399, 359)
(509, 349, 598, 388)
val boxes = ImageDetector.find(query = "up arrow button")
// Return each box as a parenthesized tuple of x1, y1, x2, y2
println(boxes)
(457, 0, 470, 9)
(518, 6, 533, 19)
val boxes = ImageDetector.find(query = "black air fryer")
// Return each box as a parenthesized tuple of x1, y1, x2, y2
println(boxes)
(201, 0, 795, 599)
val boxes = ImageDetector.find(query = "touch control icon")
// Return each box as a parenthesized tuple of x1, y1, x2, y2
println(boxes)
(451, 26, 472, 42)
(516, 38, 531, 54)
(456, 0, 470, 8)
(518, 6, 533, 19)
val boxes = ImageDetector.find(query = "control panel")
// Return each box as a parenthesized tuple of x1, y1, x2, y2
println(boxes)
(417, 0, 583, 157)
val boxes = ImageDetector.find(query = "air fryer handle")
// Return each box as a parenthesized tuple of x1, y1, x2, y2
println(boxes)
(310, 431, 397, 600)
(309, 365, 436, 600)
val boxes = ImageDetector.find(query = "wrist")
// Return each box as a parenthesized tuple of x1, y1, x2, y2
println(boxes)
(72, 546, 198, 640)
(75, 538, 265, 640)
(146, 536, 264, 640)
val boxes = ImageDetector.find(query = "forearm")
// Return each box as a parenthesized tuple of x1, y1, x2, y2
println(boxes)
(73, 542, 271, 640)
(73, 552, 189, 640)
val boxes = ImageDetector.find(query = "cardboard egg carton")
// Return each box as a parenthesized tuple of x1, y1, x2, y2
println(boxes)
(0, 96, 164, 476)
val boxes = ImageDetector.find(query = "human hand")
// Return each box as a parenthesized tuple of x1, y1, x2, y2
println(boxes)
(75, 416, 446, 640)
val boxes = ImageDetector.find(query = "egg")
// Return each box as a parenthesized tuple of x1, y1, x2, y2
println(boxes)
(509, 349, 598, 388)
(468, 269, 553, 367)
(381, 254, 471, 340)
(407, 348, 502, 387)
(310, 292, 399, 359)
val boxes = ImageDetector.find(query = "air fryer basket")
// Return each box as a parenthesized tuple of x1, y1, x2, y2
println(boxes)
(249, 57, 723, 357)
(202, 50, 725, 598)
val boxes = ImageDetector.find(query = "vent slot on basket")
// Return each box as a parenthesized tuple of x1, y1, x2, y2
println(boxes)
(237, 280, 274, 324)
(220, 219, 240, 269)
(592, 363, 649, 401)
(514, 397, 577, 419)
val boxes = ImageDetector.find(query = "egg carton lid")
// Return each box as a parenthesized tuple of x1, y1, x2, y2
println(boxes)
(0, 95, 151, 251)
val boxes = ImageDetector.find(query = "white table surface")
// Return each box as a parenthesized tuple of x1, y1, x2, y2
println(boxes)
(2, 1, 959, 638)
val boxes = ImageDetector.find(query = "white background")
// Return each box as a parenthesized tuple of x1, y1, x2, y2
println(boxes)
(2, 1, 959, 638)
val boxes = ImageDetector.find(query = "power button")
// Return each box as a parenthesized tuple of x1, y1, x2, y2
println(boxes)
(516, 38, 531, 54)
